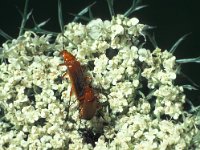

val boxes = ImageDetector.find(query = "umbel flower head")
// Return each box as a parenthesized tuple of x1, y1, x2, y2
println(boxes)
(0, 14, 199, 149)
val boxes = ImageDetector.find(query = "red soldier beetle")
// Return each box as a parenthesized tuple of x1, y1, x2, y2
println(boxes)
(59, 50, 100, 120)
(59, 50, 85, 99)
(79, 86, 99, 120)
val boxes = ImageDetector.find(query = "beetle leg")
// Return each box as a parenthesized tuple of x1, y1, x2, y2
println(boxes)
(58, 63, 67, 66)
(70, 85, 75, 96)
(62, 72, 69, 79)
(77, 95, 85, 102)
(81, 65, 87, 71)
(58, 63, 66, 70)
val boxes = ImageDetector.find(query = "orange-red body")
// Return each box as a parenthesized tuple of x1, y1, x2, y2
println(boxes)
(59, 50, 99, 120)
(79, 86, 98, 120)
(59, 50, 85, 99)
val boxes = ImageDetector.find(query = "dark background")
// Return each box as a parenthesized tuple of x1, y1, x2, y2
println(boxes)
(0, 0, 199, 105)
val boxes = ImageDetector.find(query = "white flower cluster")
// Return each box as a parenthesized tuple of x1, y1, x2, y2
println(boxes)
(0, 14, 198, 149)
(0, 32, 70, 149)
(95, 114, 197, 150)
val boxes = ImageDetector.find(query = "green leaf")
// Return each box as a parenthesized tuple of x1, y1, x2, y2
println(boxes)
(26, 16, 57, 35)
(0, 29, 13, 40)
(35, 18, 51, 28)
(141, 25, 157, 48)
(106, 0, 115, 17)
(19, 0, 31, 36)
(169, 33, 191, 54)
(72, 2, 96, 22)
(146, 32, 158, 49)
(182, 85, 199, 91)
(185, 99, 196, 112)
(124, 0, 147, 17)
(26, 27, 58, 36)
(70, 13, 91, 22)
(25, 17, 58, 36)
(26, 9, 33, 20)
(176, 56, 200, 64)
(189, 104, 200, 113)
(88, 7, 94, 20)
(178, 71, 199, 88)
(124, 5, 147, 17)
(62, 35, 78, 49)
(58, 0, 64, 32)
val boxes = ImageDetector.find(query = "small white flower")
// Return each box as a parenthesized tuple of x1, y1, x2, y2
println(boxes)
(134, 130, 143, 138)
(87, 19, 105, 40)
(94, 54, 109, 74)
(111, 24, 124, 39)
(127, 17, 139, 26)
(138, 48, 149, 62)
